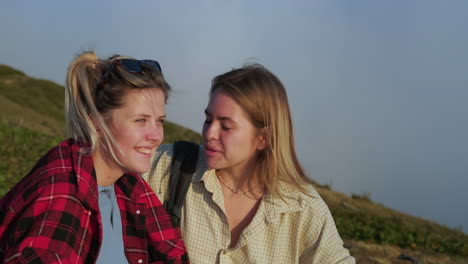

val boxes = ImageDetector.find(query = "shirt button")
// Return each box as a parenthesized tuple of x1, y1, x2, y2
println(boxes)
(136, 210, 141, 214)
(138, 259, 143, 263)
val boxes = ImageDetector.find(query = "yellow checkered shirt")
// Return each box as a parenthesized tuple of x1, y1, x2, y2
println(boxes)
(143, 144, 355, 264)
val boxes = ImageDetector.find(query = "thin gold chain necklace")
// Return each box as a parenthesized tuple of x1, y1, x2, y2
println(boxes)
(215, 170, 253, 195)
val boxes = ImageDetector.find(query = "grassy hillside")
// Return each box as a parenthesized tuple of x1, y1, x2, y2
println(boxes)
(0, 64, 467, 263)
(0, 65, 64, 136)
(0, 121, 61, 196)
(316, 184, 468, 263)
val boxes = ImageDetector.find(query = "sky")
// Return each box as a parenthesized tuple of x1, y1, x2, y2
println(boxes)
(1, 1, 467, 232)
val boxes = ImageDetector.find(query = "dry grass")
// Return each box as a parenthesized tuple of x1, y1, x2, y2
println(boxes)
(0, 95, 64, 136)
(346, 239, 468, 264)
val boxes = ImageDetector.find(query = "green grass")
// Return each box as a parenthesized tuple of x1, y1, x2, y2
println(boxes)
(317, 185, 468, 256)
(163, 121, 202, 144)
(0, 65, 25, 77)
(333, 207, 468, 256)
(0, 66, 64, 124)
(0, 121, 62, 196)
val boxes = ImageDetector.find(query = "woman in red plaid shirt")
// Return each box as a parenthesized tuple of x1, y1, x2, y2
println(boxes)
(0, 51, 188, 263)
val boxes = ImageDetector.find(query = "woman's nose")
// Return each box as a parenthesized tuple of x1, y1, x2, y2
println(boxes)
(147, 124, 163, 144)
(203, 122, 218, 141)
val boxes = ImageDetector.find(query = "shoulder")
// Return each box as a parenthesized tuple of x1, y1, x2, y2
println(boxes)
(27, 139, 77, 178)
(1, 170, 79, 213)
(274, 184, 355, 262)
(18, 139, 90, 190)
(0, 139, 90, 215)
(270, 182, 332, 222)
(292, 187, 355, 263)
(1, 141, 80, 213)
(296, 184, 329, 213)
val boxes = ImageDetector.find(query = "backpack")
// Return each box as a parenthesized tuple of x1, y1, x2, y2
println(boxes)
(164, 141, 199, 226)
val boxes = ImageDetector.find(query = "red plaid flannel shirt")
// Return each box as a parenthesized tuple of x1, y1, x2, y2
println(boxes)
(0, 139, 189, 264)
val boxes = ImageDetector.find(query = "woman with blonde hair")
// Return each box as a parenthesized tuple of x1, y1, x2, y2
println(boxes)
(0, 51, 188, 263)
(144, 64, 354, 263)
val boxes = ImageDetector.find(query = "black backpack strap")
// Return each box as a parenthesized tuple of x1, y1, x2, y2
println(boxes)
(164, 141, 199, 226)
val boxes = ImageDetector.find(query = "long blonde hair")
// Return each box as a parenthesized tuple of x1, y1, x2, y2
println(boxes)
(65, 51, 170, 165)
(211, 64, 313, 198)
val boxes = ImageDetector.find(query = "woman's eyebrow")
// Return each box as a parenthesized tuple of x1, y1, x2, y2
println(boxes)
(133, 113, 167, 119)
(205, 109, 235, 122)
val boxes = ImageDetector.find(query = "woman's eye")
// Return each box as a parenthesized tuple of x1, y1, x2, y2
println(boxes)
(136, 119, 146, 123)
(158, 119, 165, 124)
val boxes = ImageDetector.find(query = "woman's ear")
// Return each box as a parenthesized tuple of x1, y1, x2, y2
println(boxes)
(256, 127, 268, 151)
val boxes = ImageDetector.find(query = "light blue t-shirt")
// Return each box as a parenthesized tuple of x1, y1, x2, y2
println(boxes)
(96, 184, 128, 264)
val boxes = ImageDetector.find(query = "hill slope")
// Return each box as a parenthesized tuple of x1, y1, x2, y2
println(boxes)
(1, 64, 467, 263)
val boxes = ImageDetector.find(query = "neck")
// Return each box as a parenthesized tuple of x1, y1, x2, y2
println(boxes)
(92, 148, 124, 186)
(217, 160, 259, 190)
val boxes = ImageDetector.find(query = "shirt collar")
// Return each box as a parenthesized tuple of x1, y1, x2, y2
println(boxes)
(115, 172, 145, 201)
(194, 153, 319, 224)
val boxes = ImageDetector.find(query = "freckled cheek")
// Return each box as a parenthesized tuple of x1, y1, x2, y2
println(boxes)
(114, 128, 139, 146)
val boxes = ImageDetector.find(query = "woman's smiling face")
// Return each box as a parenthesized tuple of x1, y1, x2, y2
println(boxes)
(108, 88, 166, 175)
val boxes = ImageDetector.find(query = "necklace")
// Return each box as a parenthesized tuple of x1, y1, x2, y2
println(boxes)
(216, 170, 253, 195)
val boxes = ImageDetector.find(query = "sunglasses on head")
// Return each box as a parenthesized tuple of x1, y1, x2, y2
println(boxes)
(96, 59, 162, 90)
